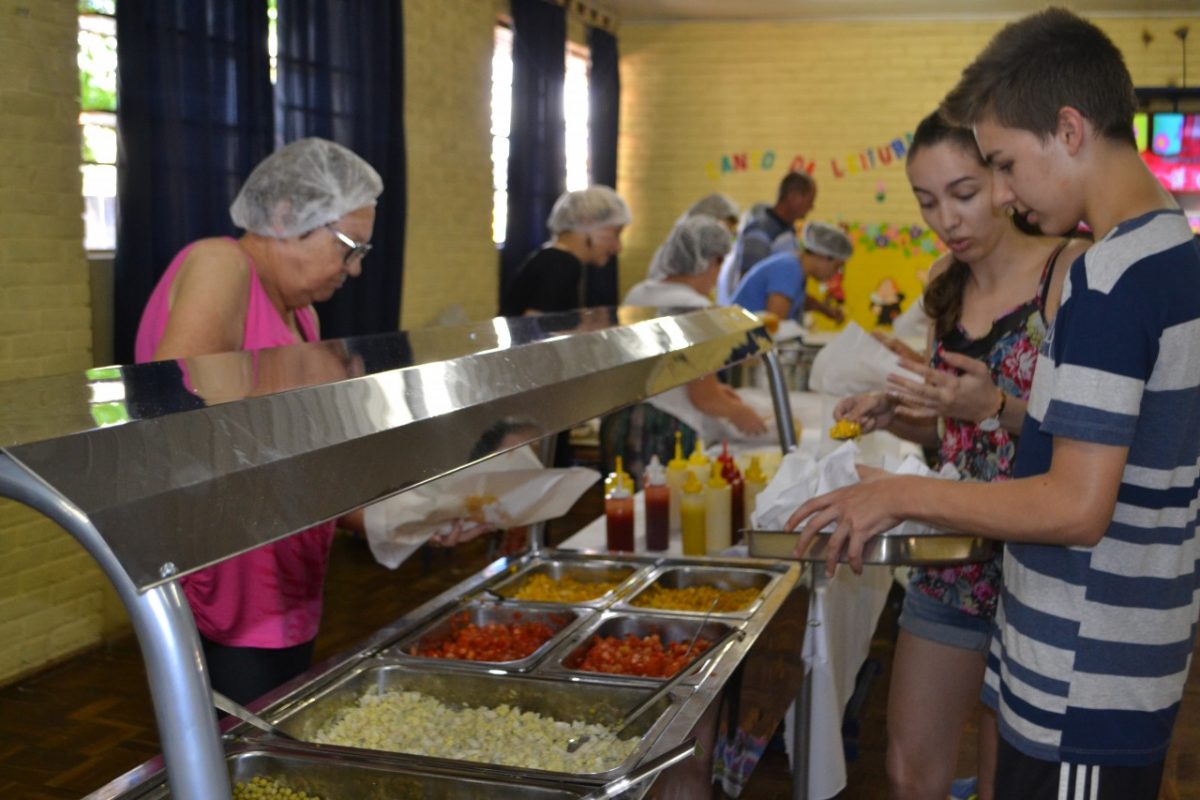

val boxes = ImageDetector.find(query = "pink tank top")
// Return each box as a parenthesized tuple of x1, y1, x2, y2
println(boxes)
(136, 238, 336, 648)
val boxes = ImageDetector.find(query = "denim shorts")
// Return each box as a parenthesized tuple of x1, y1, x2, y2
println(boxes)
(898, 585, 994, 653)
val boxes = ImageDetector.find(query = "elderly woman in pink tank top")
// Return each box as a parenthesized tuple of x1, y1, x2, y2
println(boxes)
(136, 138, 388, 705)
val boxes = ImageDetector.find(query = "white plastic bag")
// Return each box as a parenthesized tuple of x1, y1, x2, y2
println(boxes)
(807, 321, 923, 397)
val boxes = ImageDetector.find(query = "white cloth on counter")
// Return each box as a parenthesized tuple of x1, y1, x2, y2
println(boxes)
(750, 440, 959, 533)
(364, 446, 600, 568)
(807, 321, 923, 397)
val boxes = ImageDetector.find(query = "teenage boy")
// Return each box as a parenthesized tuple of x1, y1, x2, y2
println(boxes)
(786, 8, 1200, 799)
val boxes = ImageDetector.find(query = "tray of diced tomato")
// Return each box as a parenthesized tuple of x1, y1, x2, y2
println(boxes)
(555, 613, 737, 681)
(386, 602, 585, 671)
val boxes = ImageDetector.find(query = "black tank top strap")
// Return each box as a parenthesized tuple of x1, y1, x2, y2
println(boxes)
(1035, 239, 1069, 313)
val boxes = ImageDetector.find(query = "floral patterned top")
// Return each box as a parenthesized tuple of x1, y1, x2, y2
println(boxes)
(911, 242, 1067, 619)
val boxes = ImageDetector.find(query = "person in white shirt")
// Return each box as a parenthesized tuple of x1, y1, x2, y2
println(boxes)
(606, 216, 768, 479)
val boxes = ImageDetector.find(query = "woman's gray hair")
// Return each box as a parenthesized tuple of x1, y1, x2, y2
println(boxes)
(648, 216, 733, 279)
(230, 137, 383, 239)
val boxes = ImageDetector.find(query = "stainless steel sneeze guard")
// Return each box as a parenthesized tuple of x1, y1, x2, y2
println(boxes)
(0, 306, 777, 800)
(0, 306, 770, 592)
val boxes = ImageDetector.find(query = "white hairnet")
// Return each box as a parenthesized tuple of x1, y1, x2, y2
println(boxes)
(648, 216, 733, 279)
(546, 185, 631, 234)
(230, 137, 383, 239)
(685, 193, 739, 222)
(801, 221, 853, 260)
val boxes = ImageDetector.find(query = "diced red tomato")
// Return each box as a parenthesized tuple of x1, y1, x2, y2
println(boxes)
(415, 612, 558, 662)
(575, 633, 712, 678)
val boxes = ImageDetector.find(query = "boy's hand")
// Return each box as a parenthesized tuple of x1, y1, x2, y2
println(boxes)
(784, 468, 905, 576)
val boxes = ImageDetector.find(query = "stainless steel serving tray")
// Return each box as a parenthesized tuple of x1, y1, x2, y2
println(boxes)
(489, 555, 651, 608)
(381, 601, 590, 673)
(264, 661, 679, 784)
(108, 742, 589, 799)
(612, 563, 782, 619)
(541, 611, 739, 687)
(747, 529, 996, 566)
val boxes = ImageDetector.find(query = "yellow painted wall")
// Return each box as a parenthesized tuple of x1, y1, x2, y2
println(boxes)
(616, 15, 1197, 330)
(401, 0, 499, 328)
(0, 0, 123, 684)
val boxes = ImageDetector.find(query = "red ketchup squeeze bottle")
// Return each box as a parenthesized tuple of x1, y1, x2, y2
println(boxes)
(643, 455, 670, 551)
(605, 456, 635, 552)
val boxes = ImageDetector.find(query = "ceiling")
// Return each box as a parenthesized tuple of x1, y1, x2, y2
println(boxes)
(599, 0, 1199, 23)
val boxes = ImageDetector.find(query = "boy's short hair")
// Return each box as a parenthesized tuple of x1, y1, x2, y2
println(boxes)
(941, 7, 1136, 146)
(777, 171, 816, 203)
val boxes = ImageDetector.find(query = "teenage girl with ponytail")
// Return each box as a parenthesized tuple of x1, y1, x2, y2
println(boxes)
(833, 110, 1088, 800)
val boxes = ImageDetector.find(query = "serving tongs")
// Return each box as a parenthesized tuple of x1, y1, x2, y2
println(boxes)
(212, 689, 298, 741)
(578, 738, 699, 800)
(565, 628, 746, 752)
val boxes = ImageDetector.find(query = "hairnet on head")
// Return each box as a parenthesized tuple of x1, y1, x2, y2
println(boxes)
(648, 216, 733, 279)
(685, 193, 739, 222)
(230, 137, 383, 239)
(546, 185, 631, 234)
(801, 221, 853, 261)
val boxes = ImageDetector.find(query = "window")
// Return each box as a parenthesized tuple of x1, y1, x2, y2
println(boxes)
(78, 0, 118, 252)
(490, 25, 590, 245)
(490, 24, 513, 246)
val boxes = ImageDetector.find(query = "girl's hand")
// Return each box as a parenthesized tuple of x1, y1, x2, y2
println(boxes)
(833, 392, 896, 434)
(886, 353, 1000, 423)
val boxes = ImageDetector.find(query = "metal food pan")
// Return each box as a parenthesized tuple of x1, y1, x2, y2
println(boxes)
(123, 744, 588, 799)
(266, 661, 677, 783)
(381, 602, 588, 672)
(544, 611, 737, 686)
(613, 565, 779, 618)
(747, 529, 996, 567)
(489, 557, 646, 608)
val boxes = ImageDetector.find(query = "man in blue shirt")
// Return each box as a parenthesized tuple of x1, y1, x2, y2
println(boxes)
(786, 9, 1200, 799)
(730, 220, 852, 321)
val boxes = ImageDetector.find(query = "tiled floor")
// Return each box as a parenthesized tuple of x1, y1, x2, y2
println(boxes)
(0, 487, 1196, 798)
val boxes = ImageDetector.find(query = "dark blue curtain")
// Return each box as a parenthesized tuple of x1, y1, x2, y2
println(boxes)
(500, 0, 567, 308)
(112, 0, 273, 364)
(276, 0, 407, 338)
(586, 26, 620, 307)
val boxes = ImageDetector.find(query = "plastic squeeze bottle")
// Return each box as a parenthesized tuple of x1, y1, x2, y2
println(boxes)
(605, 456, 635, 552)
(720, 445, 745, 545)
(742, 455, 768, 530)
(704, 462, 732, 554)
(687, 439, 710, 485)
(643, 455, 670, 552)
(666, 432, 690, 534)
(680, 471, 707, 556)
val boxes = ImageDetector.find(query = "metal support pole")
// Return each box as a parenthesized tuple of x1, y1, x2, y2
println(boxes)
(791, 565, 818, 800)
(0, 455, 230, 800)
(527, 433, 559, 553)
(760, 348, 809, 799)
(762, 350, 797, 454)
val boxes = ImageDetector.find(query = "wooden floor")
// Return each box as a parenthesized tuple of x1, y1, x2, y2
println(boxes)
(1, 485, 1197, 799)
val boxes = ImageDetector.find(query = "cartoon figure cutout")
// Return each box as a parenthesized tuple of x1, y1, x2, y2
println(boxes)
(870, 277, 905, 327)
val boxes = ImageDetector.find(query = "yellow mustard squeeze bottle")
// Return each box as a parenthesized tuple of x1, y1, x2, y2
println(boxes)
(666, 431, 690, 534)
(680, 471, 707, 556)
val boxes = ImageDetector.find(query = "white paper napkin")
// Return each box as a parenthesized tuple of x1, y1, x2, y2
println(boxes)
(364, 446, 601, 568)
(807, 321, 924, 397)
(750, 441, 959, 535)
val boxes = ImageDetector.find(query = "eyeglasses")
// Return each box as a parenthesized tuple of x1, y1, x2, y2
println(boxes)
(326, 224, 373, 265)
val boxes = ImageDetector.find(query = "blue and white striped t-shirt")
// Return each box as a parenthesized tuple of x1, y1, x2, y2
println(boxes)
(982, 209, 1200, 766)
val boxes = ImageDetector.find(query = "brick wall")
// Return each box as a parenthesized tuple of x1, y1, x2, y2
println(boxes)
(401, 0, 499, 328)
(616, 15, 1197, 299)
(0, 0, 113, 684)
